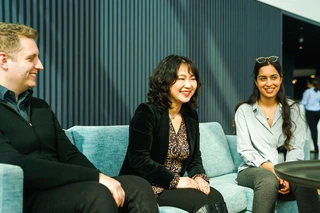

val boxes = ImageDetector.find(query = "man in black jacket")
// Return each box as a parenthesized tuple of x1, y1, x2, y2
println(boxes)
(0, 22, 158, 213)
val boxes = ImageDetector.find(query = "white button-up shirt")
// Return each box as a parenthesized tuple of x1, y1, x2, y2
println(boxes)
(235, 100, 307, 173)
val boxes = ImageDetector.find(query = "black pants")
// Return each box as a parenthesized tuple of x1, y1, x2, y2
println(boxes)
(157, 187, 226, 213)
(306, 110, 320, 152)
(24, 175, 159, 213)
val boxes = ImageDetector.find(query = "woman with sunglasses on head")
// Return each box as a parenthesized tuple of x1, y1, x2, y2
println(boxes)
(119, 55, 228, 213)
(234, 56, 320, 213)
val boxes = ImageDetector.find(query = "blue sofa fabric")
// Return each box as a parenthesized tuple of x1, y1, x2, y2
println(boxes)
(65, 125, 129, 177)
(65, 122, 302, 213)
(0, 122, 304, 213)
(0, 163, 23, 213)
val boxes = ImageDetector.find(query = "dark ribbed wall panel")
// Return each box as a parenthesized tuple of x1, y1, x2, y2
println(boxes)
(1, 0, 281, 134)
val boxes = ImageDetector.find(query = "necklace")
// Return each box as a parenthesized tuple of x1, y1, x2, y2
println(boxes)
(169, 114, 178, 120)
(169, 107, 181, 120)
(258, 101, 278, 121)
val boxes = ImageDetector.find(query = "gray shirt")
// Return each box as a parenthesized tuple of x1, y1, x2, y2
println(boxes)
(235, 100, 307, 173)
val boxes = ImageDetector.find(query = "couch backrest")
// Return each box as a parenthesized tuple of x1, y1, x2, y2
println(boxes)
(65, 122, 236, 178)
(65, 125, 129, 177)
(225, 135, 243, 171)
(199, 122, 235, 177)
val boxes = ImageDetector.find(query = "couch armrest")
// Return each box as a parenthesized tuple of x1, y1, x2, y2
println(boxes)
(225, 135, 243, 172)
(0, 163, 23, 213)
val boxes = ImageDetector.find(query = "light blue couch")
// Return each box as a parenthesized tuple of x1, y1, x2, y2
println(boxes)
(2, 122, 308, 213)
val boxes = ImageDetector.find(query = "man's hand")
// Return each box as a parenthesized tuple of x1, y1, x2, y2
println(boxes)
(176, 177, 199, 189)
(99, 173, 125, 207)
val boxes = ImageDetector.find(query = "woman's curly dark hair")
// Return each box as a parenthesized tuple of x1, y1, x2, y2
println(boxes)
(147, 54, 202, 111)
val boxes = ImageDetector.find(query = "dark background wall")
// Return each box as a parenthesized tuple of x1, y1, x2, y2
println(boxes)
(0, 0, 281, 134)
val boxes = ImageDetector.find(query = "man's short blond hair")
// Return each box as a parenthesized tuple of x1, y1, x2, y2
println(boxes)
(0, 22, 38, 56)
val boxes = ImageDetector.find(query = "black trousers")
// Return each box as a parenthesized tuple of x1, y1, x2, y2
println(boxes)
(24, 175, 159, 213)
(306, 110, 320, 152)
(157, 187, 226, 213)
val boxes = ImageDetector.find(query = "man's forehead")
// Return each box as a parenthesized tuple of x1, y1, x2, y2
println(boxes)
(18, 37, 39, 55)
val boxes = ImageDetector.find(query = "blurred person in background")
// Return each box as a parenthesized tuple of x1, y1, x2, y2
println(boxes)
(300, 77, 320, 153)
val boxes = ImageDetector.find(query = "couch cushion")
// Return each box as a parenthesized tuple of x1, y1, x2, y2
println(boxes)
(275, 200, 298, 213)
(241, 185, 253, 212)
(65, 125, 129, 177)
(210, 173, 247, 213)
(199, 122, 235, 177)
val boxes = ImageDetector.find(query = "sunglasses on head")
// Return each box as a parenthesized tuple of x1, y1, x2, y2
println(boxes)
(255, 56, 279, 64)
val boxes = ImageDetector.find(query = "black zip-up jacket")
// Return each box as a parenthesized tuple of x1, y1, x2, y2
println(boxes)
(0, 97, 99, 192)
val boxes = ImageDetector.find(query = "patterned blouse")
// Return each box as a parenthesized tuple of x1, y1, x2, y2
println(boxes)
(152, 119, 208, 195)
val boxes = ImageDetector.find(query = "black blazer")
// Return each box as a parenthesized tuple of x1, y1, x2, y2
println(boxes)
(119, 103, 206, 189)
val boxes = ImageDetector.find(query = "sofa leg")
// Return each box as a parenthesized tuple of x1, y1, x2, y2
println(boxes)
(195, 202, 228, 213)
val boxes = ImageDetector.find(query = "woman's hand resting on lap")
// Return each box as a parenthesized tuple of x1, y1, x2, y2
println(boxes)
(176, 177, 210, 195)
(176, 177, 199, 189)
(194, 177, 210, 195)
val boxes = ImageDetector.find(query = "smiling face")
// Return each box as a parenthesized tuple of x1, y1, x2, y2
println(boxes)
(1, 36, 43, 96)
(169, 63, 197, 108)
(255, 64, 282, 101)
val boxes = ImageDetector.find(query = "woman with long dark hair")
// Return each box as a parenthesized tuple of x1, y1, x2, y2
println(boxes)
(234, 56, 320, 213)
(120, 55, 228, 213)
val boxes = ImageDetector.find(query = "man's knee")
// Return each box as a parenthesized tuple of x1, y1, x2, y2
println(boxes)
(130, 175, 152, 188)
(81, 182, 118, 212)
(115, 175, 153, 193)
